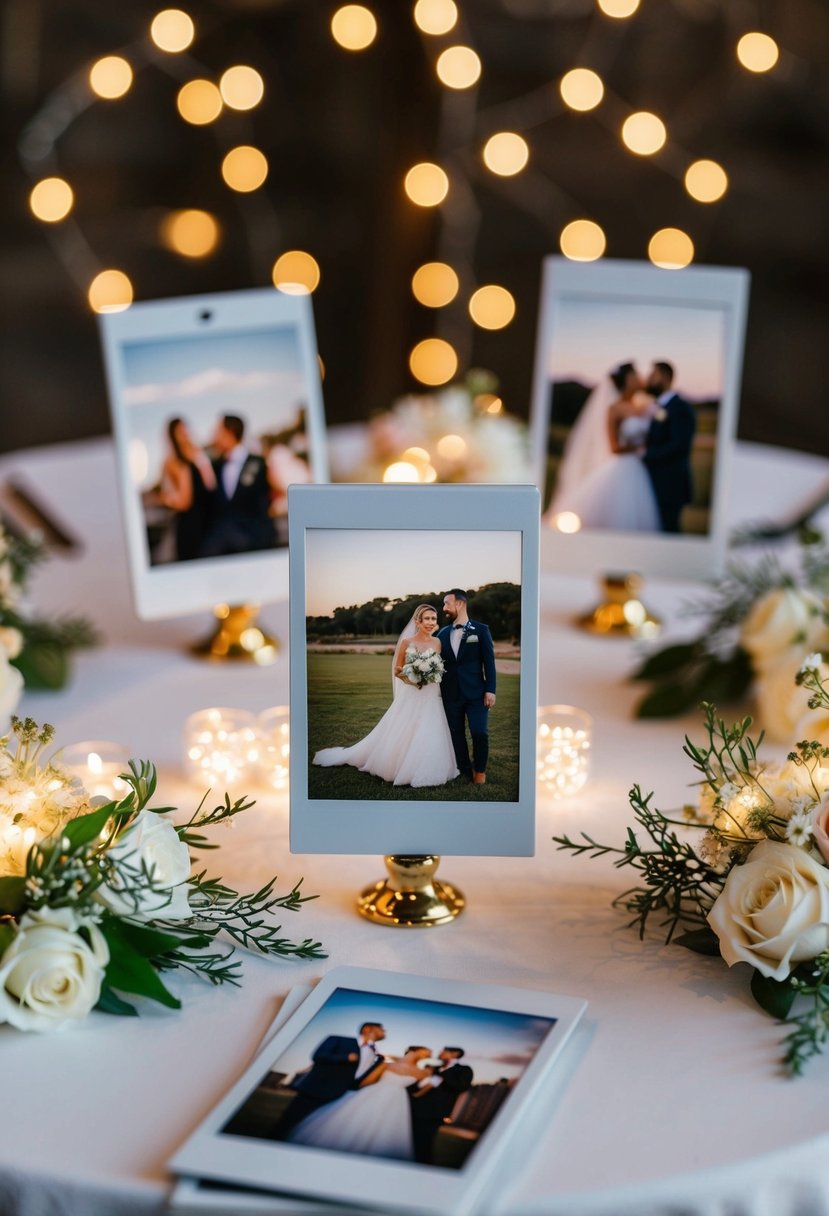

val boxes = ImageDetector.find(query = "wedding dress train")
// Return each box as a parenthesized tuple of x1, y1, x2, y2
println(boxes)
(555, 413, 661, 532)
(287, 1070, 416, 1160)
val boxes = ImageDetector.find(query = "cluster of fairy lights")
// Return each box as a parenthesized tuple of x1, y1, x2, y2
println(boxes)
(22, 1, 784, 388)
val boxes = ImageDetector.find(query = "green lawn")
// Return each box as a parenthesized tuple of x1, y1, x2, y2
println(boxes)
(307, 652, 520, 802)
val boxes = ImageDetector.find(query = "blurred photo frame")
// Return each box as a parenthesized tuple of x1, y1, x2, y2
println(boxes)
(99, 288, 327, 619)
(529, 257, 750, 580)
(170, 965, 586, 1216)
(288, 483, 540, 856)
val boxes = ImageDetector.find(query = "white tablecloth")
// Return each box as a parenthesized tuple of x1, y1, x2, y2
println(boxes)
(2, 438, 829, 1216)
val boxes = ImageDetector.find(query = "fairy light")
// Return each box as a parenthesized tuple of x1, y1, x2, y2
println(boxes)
(29, 177, 74, 223)
(553, 511, 582, 534)
(176, 79, 222, 124)
(409, 338, 458, 385)
(684, 159, 728, 203)
(414, 0, 458, 35)
(560, 219, 606, 261)
(331, 5, 378, 50)
(621, 111, 667, 155)
(737, 32, 779, 73)
(221, 145, 268, 192)
(88, 269, 133, 313)
(404, 162, 449, 207)
(437, 434, 467, 460)
(559, 68, 604, 112)
(272, 250, 321, 295)
(383, 461, 420, 483)
(219, 65, 265, 111)
(150, 9, 194, 52)
(482, 132, 529, 176)
(89, 56, 133, 99)
(468, 285, 515, 330)
(648, 228, 694, 269)
(160, 209, 220, 258)
(412, 262, 458, 307)
(436, 46, 481, 89)
(597, 0, 640, 16)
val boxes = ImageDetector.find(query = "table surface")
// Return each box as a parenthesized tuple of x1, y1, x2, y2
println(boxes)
(3, 437, 829, 1216)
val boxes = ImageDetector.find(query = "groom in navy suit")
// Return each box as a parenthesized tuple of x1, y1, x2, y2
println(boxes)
(271, 1021, 386, 1139)
(437, 589, 497, 785)
(643, 361, 696, 534)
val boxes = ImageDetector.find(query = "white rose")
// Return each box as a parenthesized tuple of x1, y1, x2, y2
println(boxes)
(708, 839, 829, 980)
(96, 809, 191, 921)
(0, 626, 23, 660)
(0, 651, 23, 726)
(741, 587, 825, 668)
(0, 908, 109, 1031)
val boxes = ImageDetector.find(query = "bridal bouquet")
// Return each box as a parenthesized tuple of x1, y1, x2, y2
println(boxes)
(0, 717, 324, 1031)
(556, 658, 829, 1074)
(401, 647, 445, 689)
(0, 523, 96, 698)
(632, 534, 829, 743)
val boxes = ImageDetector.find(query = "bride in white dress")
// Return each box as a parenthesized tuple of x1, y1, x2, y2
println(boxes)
(313, 604, 459, 788)
(287, 1047, 432, 1160)
(548, 362, 661, 532)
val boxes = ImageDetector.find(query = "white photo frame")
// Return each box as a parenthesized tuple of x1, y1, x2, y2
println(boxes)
(529, 257, 750, 579)
(288, 483, 540, 856)
(99, 288, 328, 619)
(169, 966, 586, 1216)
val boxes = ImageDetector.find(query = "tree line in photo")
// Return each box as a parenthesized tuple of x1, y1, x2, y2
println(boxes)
(306, 582, 521, 643)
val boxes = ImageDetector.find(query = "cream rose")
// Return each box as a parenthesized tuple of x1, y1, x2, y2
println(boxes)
(708, 839, 829, 980)
(0, 908, 109, 1031)
(96, 809, 191, 921)
(753, 654, 812, 743)
(741, 587, 825, 668)
(0, 626, 23, 660)
(0, 651, 23, 726)
(812, 798, 829, 867)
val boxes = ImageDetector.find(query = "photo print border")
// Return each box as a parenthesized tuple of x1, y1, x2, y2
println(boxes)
(529, 257, 750, 580)
(288, 483, 540, 856)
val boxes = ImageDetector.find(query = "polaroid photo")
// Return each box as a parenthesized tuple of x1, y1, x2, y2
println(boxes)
(287, 483, 540, 856)
(98, 288, 327, 619)
(169, 966, 587, 1216)
(529, 257, 750, 579)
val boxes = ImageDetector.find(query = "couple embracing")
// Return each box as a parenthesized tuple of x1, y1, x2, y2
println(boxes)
(273, 1021, 473, 1164)
(314, 590, 496, 789)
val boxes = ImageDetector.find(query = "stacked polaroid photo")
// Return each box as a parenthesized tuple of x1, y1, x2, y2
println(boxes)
(169, 967, 587, 1216)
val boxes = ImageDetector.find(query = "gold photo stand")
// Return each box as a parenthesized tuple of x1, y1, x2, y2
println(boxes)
(358, 856, 465, 928)
(193, 603, 279, 664)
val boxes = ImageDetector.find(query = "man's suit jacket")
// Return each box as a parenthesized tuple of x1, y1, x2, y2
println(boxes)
(437, 621, 496, 703)
(643, 393, 696, 527)
(291, 1036, 380, 1103)
(209, 453, 275, 553)
(410, 1062, 474, 1124)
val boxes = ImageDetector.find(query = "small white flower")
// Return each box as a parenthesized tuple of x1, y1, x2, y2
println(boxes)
(800, 652, 824, 675)
(786, 810, 814, 848)
(717, 781, 740, 805)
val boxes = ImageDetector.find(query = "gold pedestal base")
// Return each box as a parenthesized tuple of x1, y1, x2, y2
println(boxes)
(192, 604, 279, 664)
(578, 574, 661, 639)
(357, 856, 465, 928)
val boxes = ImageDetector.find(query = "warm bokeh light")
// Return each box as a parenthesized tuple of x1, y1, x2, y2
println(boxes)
(272, 250, 321, 294)
(221, 145, 268, 192)
(553, 511, 582, 534)
(648, 227, 694, 269)
(436, 434, 468, 460)
(475, 393, 503, 414)
(160, 209, 220, 258)
(684, 159, 729, 203)
(413, 0, 457, 35)
(383, 461, 420, 483)
(176, 78, 222, 124)
(409, 338, 458, 385)
(150, 9, 194, 52)
(403, 446, 431, 463)
(737, 31, 779, 73)
(412, 262, 458, 307)
(29, 177, 74, 223)
(89, 56, 133, 100)
(621, 111, 667, 155)
(469, 285, 515, 330)
(560, 219, 606, 261)
(559, 67, 604, 112)
(88, 269, 133, 313)
(404, 162, 449, 206)
(331, 5, 378, 50)
(220, 65, 265, 110)
(597, 0, 640, 16)
(482, 132, 529, 176)
(436, 45, 481, 89)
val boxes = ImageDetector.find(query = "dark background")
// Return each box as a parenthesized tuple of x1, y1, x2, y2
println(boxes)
(2, 0, 828, 456)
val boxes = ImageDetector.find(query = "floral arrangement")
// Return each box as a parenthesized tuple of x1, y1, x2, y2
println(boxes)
(0, 718, 324, 1031)
(631, 535, 829, 743)
(401, 646, 445, 689)
(0, 524, 96, 705)
(556, 659, 829, 1075)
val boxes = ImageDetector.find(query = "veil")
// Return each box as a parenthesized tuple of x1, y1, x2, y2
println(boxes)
(549, 374, 617, 515)
(392, 614, 419, 699)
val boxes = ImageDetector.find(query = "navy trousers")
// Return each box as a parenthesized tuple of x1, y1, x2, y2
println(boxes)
(444, 696, 489, 774)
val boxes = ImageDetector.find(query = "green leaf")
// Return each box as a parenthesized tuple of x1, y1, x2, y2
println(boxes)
(61, 803, 115, 850)
(0, 921, 17, 955)
(12, 642, 69, 690)
(0, 876, 27, 916)
(674, 927, 722, 956)
(103, 926, 182, 1010)
(635, 681, 700, 718)
(113, 919, 187, 960)
(95, 984, 139, 1017)
(691, 650, 754, 705)
(750, 969, 797, 1019)
(631, 643, 699, 681)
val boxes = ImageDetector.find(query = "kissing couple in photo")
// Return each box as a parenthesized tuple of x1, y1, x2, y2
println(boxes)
(551, 360, 696, 534)
(313, 589, 497, 788)
(273, 1021, 474, 1164)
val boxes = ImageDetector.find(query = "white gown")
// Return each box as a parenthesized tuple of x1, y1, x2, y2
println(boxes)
(287, 1070, 416, 1160)
(313, 648, 459, 788)
(560, 414, 661, 532)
